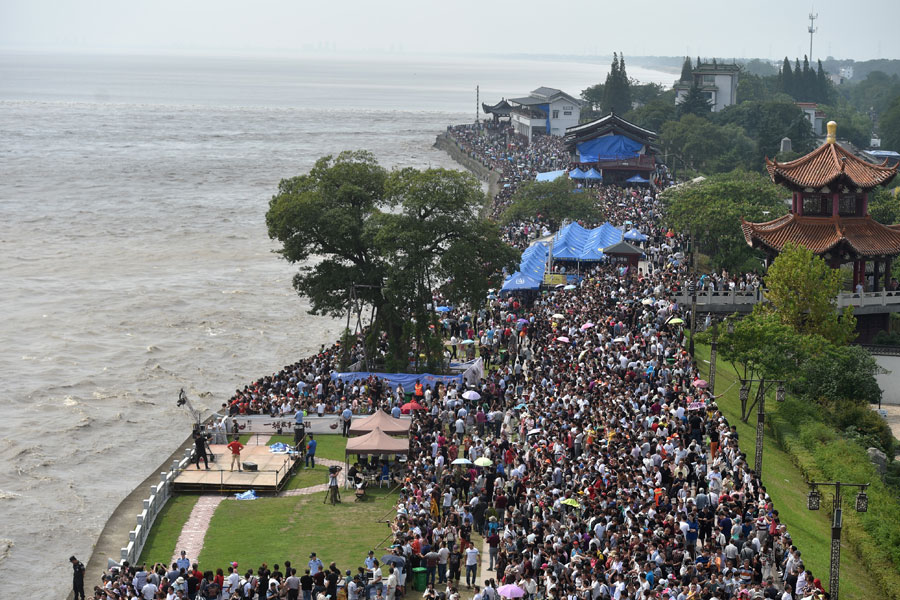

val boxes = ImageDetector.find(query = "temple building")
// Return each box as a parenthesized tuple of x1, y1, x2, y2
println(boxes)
(742, 121, 900, 340)
(563, 113, 658, 185)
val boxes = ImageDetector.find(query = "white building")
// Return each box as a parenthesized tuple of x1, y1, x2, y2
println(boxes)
(674, 62, 740, 113)
(507, 87, 581, 142)
(796, 102, 826, 136)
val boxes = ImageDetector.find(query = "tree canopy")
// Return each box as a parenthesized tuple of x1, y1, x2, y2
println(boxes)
(662, 169, 786, 271)
(266, 151, 518, 370)
(660, 115, 756, 175)
(601, 52, 632, 115)
(677, 85, 712, 118)
(500, 176, 603, 231)
(758, 242, 857, 345)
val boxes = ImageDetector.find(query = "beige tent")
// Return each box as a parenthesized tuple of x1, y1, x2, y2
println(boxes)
(349, 410, 411, 436)
(345, 427, 410, 456)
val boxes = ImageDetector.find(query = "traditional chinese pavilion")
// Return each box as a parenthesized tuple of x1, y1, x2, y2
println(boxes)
(742, 121, 899, 291)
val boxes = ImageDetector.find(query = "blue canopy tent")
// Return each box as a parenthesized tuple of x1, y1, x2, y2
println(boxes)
(551, 222, 623, 265)
(535, 169, 567, 182)
(626, 174, 650, 184)
(576, 135, 643, 163)
(501, 272, 542, 293)
(569, 168, 586, 179)
(583, 168, 603, 181)
(624, 228, 648, 242)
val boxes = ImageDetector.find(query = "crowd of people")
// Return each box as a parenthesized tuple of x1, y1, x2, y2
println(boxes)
(86, 121, 825, 600)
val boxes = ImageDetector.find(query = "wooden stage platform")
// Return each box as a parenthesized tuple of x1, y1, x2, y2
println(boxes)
(173, 444, 299, 493)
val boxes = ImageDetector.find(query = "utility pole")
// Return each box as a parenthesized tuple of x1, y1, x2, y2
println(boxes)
(476, 85, 480, 124)
(808, 11, 818, 61)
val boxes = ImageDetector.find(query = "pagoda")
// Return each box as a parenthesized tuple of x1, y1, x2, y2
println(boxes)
(742, 121, 899, 292)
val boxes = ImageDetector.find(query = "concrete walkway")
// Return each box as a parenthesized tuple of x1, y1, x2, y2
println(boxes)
(281, 458, 346, 497)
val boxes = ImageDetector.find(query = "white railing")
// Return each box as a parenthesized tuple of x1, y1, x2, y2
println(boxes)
(836, 290, 900, 308)
(670, 289, 900, 310)
(120, 448, 193, 564)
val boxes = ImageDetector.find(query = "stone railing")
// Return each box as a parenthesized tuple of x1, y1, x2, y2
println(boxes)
(120, 447, 193, 564)
(670, 289, 900, 313)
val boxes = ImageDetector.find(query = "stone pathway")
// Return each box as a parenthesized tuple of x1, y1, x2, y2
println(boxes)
(280, 458, 347, 496)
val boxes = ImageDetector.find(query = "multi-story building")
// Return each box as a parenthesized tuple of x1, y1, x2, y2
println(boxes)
(674, 62, 740, 112)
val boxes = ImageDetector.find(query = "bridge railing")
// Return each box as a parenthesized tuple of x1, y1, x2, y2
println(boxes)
(670, 289, 900, 310)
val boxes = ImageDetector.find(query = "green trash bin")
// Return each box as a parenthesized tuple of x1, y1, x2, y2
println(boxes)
(412, 567, 427, 591)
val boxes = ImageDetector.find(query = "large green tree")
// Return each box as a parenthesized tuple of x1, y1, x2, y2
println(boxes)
(660, 115, 756, 175)
(662, 169, 786, 271)
(881, 94, 900, 151)
(758, 242, 857, 345)
(716, 100, 815, 168)
(677, 84, 712, 118)
(500, 176, 602, 231)
(601, 52, 632, 115)
(266, 152, 517, 370)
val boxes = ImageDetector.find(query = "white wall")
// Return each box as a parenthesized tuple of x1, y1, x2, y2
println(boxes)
(875, 355, 900, 405)
(548, 98, 580, 136)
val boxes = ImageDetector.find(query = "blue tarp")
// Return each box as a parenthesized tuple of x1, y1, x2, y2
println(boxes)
(569, 168, 586, 179)
(576, 135, 643, 162)
(624, 228, 648, 242)
(552, 222, 623, 262)
(535, 169, 567, 182)
(584, 168, 603, 180)
(518, 242, 549, 279)
(331, 371, 463, 393)
(626, 175, 650, 183)
(235, 490, 258, 500)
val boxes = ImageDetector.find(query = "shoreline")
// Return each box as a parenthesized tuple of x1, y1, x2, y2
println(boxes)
(433, 131, 501, 205)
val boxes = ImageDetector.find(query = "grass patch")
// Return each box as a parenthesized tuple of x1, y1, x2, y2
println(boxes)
(695, 343, 885, 600)
(138, 494, 200, 566)
(198, 488, 398, 573)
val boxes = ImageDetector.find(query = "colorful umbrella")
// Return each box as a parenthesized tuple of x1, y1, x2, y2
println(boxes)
(557, 336, 570, 343)
(401, 401, 424, 413)
(667, 318, 685, 325)
(693, 379, 709, 388)
(580, 322, 595, 330)
(497, 585, 526, 599)
(560, 498, 581, 507)
(474, 457, 493, 467)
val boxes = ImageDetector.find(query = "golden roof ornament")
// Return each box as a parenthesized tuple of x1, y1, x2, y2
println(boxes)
(826, 120, 837, 144)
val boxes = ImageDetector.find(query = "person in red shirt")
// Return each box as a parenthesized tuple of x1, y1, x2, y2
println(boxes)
(227, 436, 245, 471)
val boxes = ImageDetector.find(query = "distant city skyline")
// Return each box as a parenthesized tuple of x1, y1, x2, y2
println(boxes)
(1, 0, 897, 62)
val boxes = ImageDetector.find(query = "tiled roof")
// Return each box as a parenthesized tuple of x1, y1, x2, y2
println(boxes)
(741, 214, 900, 257)
(766, 141, 897, 190)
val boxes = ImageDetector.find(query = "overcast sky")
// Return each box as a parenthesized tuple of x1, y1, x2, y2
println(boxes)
(1, 0, 896, 61)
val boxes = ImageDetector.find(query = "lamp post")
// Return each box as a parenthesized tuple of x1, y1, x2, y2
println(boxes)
(707, 318, 733, 395)
(806, 481, 869, 600)
(738, 378, 785, 475)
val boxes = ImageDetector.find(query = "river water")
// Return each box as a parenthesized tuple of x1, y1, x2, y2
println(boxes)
(0, 51, 672, 595)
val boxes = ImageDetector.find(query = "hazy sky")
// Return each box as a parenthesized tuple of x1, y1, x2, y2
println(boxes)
(1, 0, 897, 61)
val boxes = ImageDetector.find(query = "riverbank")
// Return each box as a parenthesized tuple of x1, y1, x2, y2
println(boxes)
(434, 132, 501, 205)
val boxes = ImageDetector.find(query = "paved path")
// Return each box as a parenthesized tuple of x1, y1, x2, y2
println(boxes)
(281, 458, 347, 497)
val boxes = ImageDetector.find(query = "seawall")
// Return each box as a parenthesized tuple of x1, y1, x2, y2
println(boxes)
(434, 132, 501, 204)
(74, 426, 199, 599)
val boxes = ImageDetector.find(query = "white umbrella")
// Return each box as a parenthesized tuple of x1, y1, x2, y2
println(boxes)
(613, 337, 627, 343)
(527, 428, 542, 436)
(451, 458, 473, 465)
(462, 390, 481, 401)
(552, 313, 565, 319)
(641, 298, 654, 305)
(461, 339, 475, 345)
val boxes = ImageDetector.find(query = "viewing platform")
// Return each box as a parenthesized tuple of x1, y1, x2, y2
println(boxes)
(172, 442, 300, 493)
(670, 289, 900, 315)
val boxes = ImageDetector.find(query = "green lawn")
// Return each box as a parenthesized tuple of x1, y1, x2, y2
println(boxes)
(138, 494, 200, 566)
(238, 433, 347, 462)
(198, 488, 399, 574)
(695, 343, 882, 600)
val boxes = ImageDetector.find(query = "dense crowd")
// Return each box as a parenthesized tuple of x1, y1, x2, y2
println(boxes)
(85, 121, 825, 600)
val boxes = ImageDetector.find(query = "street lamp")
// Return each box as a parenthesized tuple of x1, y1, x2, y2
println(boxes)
(739, 378, 785, 476)
(805, 481, 870, 600)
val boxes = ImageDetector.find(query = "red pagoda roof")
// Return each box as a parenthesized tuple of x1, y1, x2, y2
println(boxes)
(765, 141, 897, 191)
(741, 214, 900, 257)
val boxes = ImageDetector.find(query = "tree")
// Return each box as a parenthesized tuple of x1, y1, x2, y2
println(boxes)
(267, 152, 518, 371)
(869, 187, 900, 225)
(780, 57, 794, 97)
(580, 82, 604, 115)
(624, 94, 677, 133)
(266, 151, 388, 319)
(660, 115, 756, 176)
(881, 94, 900, 151)
(679, 56, 693, 82)
(800, 344, 883, 410)
(716, 100, 816, 168)
(501, 177, 602, 231)
(662, 169, 785, 271)
(678, 84, 712, 118)
(601, 52, 632, 114)
(758, 242, 857, 345)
